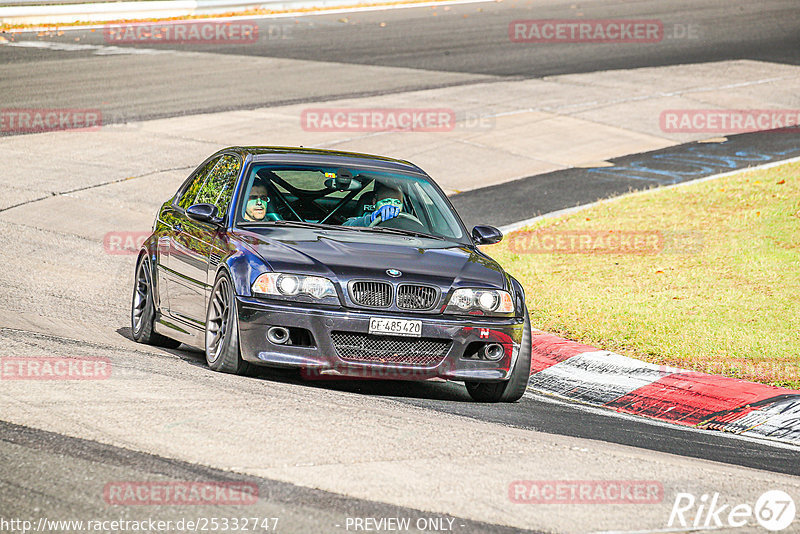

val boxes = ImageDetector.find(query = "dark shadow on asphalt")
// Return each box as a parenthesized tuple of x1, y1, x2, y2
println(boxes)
(249, 365, 473, 402)
(115, 326, 210, 370)
(117, 324, 473, 402)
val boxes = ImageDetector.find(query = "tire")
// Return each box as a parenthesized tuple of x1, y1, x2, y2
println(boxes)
(205, 271, 253, 375)
(466, 310, 532, 403)
(131, 255, 182, 349)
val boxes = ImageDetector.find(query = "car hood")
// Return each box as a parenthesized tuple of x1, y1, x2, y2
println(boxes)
(232, 227, 507, 290)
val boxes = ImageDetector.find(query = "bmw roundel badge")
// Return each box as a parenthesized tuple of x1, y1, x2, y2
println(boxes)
(386, 269, 402, 277)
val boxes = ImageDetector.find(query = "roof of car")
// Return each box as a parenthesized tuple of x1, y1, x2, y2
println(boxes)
(222, 146, 424, 173)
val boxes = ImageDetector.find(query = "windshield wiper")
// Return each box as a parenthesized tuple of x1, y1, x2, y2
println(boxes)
(352, 226, 446, 240)
(240, 220, 447, 240)
(269, 220, 328, 228)
(240, 220, 362, 231)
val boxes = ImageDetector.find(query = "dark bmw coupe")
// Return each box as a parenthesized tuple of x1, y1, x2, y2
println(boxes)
(132, 147, 531, 402)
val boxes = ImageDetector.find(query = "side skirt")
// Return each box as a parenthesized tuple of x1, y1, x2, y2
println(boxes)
(154, 314, 204, 350)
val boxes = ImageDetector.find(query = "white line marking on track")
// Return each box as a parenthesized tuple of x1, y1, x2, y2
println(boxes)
(0, 39, 170, 54)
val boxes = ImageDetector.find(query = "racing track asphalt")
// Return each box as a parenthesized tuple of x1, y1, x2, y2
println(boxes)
(298, 379, 800, 477)
(0, 0, 798, 126)
(0, 420, 536, 534)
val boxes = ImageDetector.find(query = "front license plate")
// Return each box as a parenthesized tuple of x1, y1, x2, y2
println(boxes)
(369, 318, 422, 337)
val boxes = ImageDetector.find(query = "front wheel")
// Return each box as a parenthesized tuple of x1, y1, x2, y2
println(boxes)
(465, 310, 531, 403)
(205, 271, 253, 375)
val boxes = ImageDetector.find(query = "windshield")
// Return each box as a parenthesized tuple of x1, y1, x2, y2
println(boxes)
(235, 164, 466, 242)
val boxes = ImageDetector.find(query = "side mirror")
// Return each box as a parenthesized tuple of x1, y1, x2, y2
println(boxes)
(186, 203, 222, 225)
(472, 225, 503, 245)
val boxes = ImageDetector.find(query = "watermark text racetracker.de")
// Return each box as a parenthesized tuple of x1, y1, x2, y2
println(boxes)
(509, 480, 664, 504)
(690, 358, 800, 383)
(300, 108, 495, 133)
(660, 109, 800, 133)
(301, 108, 456, 132)
(103, 20, 289, 45)
(104, 231, 152, 255)
(1, 109, 101, 133)
(506, 230, 704, 255)
(104, 481, 259, 506)
(0, 357, 111, 380)
(509, 20, 700, 43)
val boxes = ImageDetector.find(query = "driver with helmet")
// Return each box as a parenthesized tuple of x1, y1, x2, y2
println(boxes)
(344, 183, 403, 227)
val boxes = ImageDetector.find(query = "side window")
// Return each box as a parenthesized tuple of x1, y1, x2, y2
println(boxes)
(194, 154, 241, 217)
(177, 157, 220, 210)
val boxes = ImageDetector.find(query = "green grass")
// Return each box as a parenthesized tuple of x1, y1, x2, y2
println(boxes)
(484, 161, 800, 389)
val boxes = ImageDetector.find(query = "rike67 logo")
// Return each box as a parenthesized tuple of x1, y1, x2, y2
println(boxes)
(669, 490, 796, 531)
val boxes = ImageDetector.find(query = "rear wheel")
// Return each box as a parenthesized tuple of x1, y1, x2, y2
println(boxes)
(466, 310, 531, 403)
(131, 255, 182, 348)
(205, 271, 253, 375)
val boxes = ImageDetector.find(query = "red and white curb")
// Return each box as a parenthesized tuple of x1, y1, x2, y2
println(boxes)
(527, 333, 800, 446)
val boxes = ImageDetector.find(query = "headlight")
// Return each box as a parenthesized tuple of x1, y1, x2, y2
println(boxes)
(252, 272, 337, 300)
(444, 288, 514, 316)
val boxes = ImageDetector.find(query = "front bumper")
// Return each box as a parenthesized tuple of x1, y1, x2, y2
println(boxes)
(236, 296, 524, 382)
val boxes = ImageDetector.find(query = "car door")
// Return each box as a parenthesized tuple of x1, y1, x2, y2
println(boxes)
(168, 154, 241, 327)
(157, 156, 220, 318)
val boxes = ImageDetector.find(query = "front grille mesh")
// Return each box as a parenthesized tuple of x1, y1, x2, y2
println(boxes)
(331, 332, 451, 366)
(350, 281, 392, 307)
(397, 285, 438, 310)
